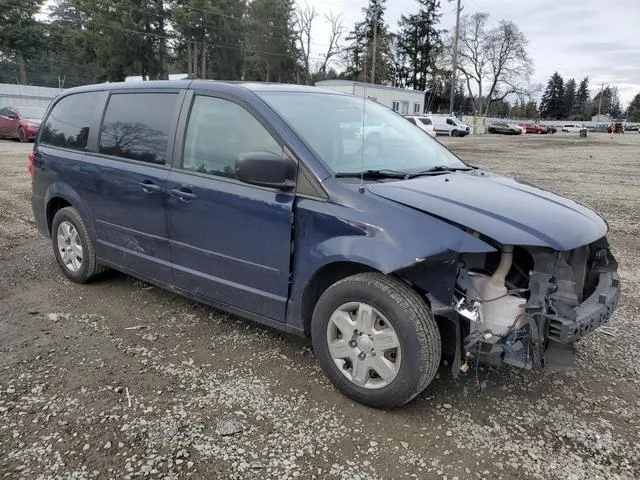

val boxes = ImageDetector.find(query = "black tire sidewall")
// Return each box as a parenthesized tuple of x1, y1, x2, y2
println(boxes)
(51, 208, 94, 283)
(311, 278, 429, 408)
(18, 128, 26, 143)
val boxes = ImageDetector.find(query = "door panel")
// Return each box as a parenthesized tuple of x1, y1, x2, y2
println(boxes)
(167, 172, 294, 320)
(73, 90, 182, 282)
(167, 93, 294, 321)
(0, 108, 8, 135)
(79, 156, 172, 282)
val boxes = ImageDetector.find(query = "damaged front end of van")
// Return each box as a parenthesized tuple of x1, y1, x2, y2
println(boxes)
(370, 170, 621, 374)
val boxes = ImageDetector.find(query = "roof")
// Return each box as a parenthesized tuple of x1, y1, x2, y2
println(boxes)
(191, 80, 344, 95)
(316, 79, 426, 95)
(60, 80, 345, 96)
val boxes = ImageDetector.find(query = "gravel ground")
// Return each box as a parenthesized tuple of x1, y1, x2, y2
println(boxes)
(1, 133, 639, 480)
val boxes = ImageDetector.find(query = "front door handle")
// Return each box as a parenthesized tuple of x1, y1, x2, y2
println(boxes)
(170, 188, 198, 201)
(139, 181, 162, 193)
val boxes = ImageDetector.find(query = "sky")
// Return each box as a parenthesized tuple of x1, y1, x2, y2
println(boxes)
(305, 0, 640, 107)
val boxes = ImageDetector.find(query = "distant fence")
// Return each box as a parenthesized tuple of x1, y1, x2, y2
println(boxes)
(0, 83, 63, 109)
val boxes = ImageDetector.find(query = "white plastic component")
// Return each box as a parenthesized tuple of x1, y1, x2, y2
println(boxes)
(468, 246, 525, 336)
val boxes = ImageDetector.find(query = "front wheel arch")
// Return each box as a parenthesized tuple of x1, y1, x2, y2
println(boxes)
(301, 261, 377, 336)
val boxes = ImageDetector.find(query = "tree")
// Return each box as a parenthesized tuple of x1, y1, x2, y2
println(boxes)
(609, 86, 622, 118)
(593, 86, 622, 119)
(396, 0, 443, 91)
(245, 0, 299, 82)
(576, 77, 591, 120)
(173, 0, 246, 81)
(0, 0, 46, 84)
(539, 72, 565, 119)
(453, 13, 533, 115)
(563, 78, 576, 118)
(316, 13, 345, 79)
(344, 0, 395, 84)
(627, 93, 640, 122)
(294, 4, 318, 85)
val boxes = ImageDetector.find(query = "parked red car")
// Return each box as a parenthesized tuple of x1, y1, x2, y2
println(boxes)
(519, 123, 548, 134)
(0, 106, 45, 142)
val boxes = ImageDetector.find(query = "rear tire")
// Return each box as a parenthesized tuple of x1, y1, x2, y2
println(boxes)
(51, 207, 106, 283)
(311, 273, 441, 409)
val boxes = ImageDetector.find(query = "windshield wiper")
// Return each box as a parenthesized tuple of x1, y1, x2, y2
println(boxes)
(335, 169, 410, 179)
(407, 165, 474, 177)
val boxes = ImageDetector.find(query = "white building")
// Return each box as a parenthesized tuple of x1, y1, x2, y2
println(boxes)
(315, 80, 426, 115)
(124, 73, 189, 82)
(591, 113, 612, 124)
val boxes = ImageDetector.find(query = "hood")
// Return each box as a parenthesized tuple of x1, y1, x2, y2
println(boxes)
(367, 171, 607, 251)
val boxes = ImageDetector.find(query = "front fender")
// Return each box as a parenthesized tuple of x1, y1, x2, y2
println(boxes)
(285, 196, 495, 331)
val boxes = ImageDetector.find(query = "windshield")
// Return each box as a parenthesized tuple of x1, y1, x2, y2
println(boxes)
(17, 107, 44, 120)
(259, 92, 466, 175)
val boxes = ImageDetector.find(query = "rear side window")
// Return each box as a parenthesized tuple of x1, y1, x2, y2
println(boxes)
(99, 93, 178, 165)
(181, 95, 281, 179)
(40, 92, 99, 150)
(419, 118, 432, 125)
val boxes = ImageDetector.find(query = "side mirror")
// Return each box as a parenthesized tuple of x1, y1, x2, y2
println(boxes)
(235, 151, 296, 191)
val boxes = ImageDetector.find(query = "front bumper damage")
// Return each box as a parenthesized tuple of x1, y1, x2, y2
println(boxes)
(453, 237, 620, 371)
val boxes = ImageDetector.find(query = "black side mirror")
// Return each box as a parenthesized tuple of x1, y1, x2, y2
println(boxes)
(235, 151, 296, 191)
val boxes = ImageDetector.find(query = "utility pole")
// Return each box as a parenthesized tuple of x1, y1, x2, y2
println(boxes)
(449, 0, 462, 115)
(371, 6, 379, 84)
(596, 82, 605, 124)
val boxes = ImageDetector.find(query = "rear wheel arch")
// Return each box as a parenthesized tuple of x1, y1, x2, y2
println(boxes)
(301, 261, 377, 336)
(46, 197, 72, 234)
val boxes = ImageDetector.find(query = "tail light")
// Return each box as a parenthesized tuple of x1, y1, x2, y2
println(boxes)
(28, 151, 35, 185)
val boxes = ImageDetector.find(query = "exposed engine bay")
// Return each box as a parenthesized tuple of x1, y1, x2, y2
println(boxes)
(451, 237, 620, 373)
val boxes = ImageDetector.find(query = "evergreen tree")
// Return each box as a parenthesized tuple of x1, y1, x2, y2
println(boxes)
(576, 77, 591, 120)
(0, 0, 46, 84)
(173, 0, 246, 80)
(244, 0, 299, 82)
(563, 78, 576, 118)
(609, 86, 622, 118)
(593, 86, 622, 118)
(627, 93, 640, 122)
(344, 0, 394, 84)
(539, 72, 565, 119)
(396, 0, 442, 91)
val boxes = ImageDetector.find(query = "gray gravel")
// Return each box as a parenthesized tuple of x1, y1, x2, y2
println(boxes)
(1, 134, 639, 479)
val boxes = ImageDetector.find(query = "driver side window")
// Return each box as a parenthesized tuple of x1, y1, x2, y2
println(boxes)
(182, 96, 282, 179)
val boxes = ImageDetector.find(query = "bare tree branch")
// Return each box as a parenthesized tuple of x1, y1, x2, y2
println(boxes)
(319, 12, 345, 76)
(453, 13, 534, 115)
(294, 3, 318, 85)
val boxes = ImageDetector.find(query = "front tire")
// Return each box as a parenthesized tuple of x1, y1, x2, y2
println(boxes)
(51, 207, 105, 283)
(18, 128, 26, 143)
(311, 273, 441, 409)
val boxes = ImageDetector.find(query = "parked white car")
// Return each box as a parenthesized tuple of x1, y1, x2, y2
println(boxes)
(562, 123, 583, 133)
(427, 115, 470, 137)
(404, 115, 437, 137)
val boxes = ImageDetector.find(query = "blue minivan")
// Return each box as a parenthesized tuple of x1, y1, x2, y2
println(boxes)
(30, 81, 620, 408)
